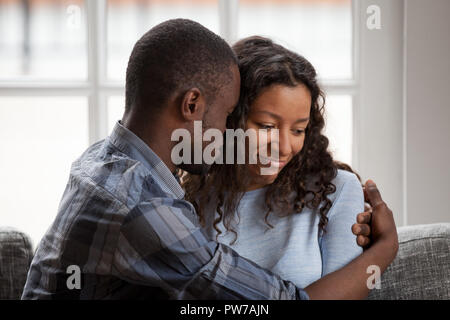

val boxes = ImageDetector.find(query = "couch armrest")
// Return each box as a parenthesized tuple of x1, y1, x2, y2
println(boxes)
(367, 223, 450, 300)
(0, 227, 34, 300)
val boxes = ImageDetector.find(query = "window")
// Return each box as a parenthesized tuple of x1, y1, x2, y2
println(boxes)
(107, 0, 220, 80)
(0, 97, 89, 244)
(0, 0, 87, 80)
(0, 0, 358, 245)
(237, 0, 352, 79)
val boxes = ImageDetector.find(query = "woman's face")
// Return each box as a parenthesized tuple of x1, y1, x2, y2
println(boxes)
(245, 84, 311, 190)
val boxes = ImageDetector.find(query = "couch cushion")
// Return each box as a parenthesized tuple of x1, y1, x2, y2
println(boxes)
(367, 223, 450, 300)
(0, 227, 34, 300)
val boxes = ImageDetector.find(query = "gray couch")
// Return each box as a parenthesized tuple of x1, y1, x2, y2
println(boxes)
(367, 223, 449, 299)
(0, 227, 34, 300)
(1, 223, 449, 300)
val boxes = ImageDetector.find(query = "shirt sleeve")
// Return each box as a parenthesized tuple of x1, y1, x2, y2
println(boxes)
(319, 172, 364, 277)
(111, 197, 309, 300)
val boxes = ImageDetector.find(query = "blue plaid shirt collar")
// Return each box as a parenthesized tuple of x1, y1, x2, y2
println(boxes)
(108, 121, 185, 200)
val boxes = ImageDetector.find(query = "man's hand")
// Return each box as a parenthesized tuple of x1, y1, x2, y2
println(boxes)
(351, 179, 400, 253)
(352, 202, 372, 249)
(363, 180, 399, 253)
(352, 182, 374, 249)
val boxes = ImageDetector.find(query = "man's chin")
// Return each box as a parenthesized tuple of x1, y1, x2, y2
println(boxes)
(178, 163, 211, 175)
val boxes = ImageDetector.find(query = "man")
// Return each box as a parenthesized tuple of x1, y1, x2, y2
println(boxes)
(22, 19, 398, 300)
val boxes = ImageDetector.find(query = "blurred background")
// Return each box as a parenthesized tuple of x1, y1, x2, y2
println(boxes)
(0, 0, 449, 246)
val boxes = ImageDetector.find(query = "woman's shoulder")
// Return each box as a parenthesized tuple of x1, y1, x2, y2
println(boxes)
(328, 169, 363, 203)
(333, 169, 361, 188)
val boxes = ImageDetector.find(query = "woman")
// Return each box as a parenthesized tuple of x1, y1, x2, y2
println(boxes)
(183, 36, 365, 288)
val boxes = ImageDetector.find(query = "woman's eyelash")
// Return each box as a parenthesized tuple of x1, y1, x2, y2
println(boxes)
(293, 129, 305, 135)
(256, 123, 305, 135)
(257, 123, 275, 129)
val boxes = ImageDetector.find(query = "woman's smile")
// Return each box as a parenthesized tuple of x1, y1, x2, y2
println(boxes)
(258, 155, 288, 169)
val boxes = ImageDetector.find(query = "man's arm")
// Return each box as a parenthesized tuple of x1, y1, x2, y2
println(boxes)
(112, 197, 308, 299)
(112, 180, 397, 300)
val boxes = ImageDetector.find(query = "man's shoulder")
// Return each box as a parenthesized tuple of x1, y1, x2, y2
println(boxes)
(72, 139, 167, 208)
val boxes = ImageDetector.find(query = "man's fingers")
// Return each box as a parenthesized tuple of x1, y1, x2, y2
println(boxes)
(364, 180, 385, 208)
(357, 235, 371, 247)
(352, 223, 371, 236)
(357, 211, 371, 224)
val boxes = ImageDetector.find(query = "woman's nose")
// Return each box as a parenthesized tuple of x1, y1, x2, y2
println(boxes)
(280, 129, 294, 156)
(269, 128, 292, 159)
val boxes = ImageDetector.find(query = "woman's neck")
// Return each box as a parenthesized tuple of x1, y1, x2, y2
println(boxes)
(244, 178, 271, 192)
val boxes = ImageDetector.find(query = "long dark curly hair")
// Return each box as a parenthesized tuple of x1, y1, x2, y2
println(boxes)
(182, 36, 360, 244)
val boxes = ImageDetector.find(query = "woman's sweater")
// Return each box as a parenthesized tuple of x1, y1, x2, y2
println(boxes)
(204, 169, 364, 288)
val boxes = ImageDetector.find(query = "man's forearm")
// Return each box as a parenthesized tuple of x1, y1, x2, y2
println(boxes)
(304, 240, 398, 299)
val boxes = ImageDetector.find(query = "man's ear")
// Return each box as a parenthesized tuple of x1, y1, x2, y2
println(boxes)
(180, 88, 206, 121)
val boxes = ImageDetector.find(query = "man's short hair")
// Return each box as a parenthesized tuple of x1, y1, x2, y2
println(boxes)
(125, 19, 237, 115)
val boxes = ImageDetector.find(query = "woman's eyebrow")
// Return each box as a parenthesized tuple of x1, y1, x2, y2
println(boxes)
(293, 117, 310, 124)
(254, 110, 309, 123)
(253, 110, 282, 120)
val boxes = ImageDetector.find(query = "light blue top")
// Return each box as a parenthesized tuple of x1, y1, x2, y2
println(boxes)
(204, 169, 364, 288)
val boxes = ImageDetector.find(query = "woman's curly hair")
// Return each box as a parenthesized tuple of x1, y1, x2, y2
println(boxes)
(181, 36, 360, 244)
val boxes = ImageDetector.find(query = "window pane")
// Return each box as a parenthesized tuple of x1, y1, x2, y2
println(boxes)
(0, 0, 87, 80)
(0, 97, 89, 246)
(238, 0, 352, 80)
(107, 0, 220, 80)
(107, 95, 125, 133)
(323, 95, 353, 166)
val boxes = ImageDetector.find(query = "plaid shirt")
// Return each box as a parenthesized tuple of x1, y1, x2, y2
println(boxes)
(21, 121, 309, 300)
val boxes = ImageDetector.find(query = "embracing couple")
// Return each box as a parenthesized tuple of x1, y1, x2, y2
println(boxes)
(22, 19, 398, 300)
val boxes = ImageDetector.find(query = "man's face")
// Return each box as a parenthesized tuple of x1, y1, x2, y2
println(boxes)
(179, 65, 240, 175)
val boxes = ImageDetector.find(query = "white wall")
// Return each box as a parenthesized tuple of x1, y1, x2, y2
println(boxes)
(357, 0, 450, 226)
(358, 0, 405, 225)
(405, 0, 450, 225)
